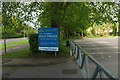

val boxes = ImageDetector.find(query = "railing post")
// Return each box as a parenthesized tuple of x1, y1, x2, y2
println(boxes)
(73, 43, 75, 54)
(99, 69, 104, 80)
(79, 48, 82, 67)
(81, 54, 85, 69)
(75, 45, 78, 59)
(70, 48, 72, 56)
(91, 67, 98, 80)
(85, 56, 90, 78)
(70, 41, 72, 56)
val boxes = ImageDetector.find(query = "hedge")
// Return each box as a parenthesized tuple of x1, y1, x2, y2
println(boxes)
(28, 33, 38, 53)
(2, 32, 23, 39)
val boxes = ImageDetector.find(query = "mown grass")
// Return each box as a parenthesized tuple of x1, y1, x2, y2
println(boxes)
(2, 44, 70, 58)
(2, 47, 31, 58)
(0, 39, 29, 49)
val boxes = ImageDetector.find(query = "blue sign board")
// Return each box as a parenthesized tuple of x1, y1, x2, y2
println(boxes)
(38, 28, 59, 51)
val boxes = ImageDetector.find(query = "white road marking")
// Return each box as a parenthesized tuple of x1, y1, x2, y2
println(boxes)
(109, 56, 111, 58)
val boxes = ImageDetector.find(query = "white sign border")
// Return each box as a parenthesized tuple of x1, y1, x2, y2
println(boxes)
(39, 47, 58, 51)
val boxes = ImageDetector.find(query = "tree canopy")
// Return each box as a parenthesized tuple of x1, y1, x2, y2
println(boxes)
(1, 2, 119, 39)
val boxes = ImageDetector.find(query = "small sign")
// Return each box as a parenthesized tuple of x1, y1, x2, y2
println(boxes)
(38, 28, 59, 51)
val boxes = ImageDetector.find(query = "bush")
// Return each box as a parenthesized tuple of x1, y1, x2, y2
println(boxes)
(2, 28, 23, 39)
(83, 30, 87, 36)
(28, 33, 70, 57)
(91, 28, 95, 36)
(28, 33, 38, 53)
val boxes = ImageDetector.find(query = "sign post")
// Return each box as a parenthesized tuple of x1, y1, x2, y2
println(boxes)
(38, 28, 59, 56)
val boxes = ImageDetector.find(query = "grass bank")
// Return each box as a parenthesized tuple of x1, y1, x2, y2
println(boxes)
(0, 39, 29, 49)
(2, 45, 70, 58)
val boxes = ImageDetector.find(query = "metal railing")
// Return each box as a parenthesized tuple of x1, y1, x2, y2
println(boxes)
(70, 40, 118, 80)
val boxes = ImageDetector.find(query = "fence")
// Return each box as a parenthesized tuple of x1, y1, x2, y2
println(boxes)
(70, 40, 118, 80)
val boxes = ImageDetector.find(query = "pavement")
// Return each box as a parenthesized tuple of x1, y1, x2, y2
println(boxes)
(2, 57, 73, 67)
(2, 57, 82, 78)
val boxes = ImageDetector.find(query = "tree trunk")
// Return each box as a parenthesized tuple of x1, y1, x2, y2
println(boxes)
(81, 32, 83, 37)
(50, 2, 70, 46)
(113, 23, 117, 36)
(51, 19, 61, 46)
(63, 27, 69, 40)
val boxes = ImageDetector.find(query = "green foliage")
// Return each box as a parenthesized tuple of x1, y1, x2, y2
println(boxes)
(91, 28, 95, 36)
(28, 33, 70, 57)
(38, 2, 92, 39)
(2, 2, 119, 38)
(90, 2, 118, 25)
(2, 28, 23, 38)
(83, 30, 87, 36)
(2, 10, 24, 38)
(28, 33, 38, 53)
(2, 2, 37, 38)
(2, 26, 23, 39)
(0, 25, 2, 39)
(2, 45, 70, 58)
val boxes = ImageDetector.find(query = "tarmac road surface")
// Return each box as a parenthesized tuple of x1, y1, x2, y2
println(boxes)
(0, 37, 28, 44)
(0, 38, 29, 54)
(74, 37, 119, 78)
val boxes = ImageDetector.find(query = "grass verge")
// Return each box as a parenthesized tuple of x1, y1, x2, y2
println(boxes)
(2, 47, 31, 58)
(0, 39, 29, 49)
(70, 35, 118, 40)
(2, 45, 70, 58)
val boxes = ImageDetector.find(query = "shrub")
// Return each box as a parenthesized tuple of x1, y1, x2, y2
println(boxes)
(83, 30, 87, 36)
(91, 28, 95, 36)
(2, 28, 23, 39)
(28, 33, 38, 53)
(28, 33, 70, 57)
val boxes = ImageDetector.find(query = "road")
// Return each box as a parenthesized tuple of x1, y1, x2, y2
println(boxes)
(0, 38, 29, 54)
(74, 37, 119, 78)
(0, 37, 28, 44)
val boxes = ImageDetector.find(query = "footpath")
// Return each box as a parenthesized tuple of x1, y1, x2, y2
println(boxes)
(2, 57, 74, 67)
(2, 57, 82, 78)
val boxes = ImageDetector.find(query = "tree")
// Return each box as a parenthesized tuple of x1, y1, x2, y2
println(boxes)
(2, 2, 40, 38)
(90, 2, 118, 36)
(38, 2, 91, 40)
(2, 2, 118, 38)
